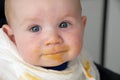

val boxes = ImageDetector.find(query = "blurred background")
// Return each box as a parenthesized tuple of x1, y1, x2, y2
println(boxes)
(0, 0, 120, 74)
(81, 0, 120, 74)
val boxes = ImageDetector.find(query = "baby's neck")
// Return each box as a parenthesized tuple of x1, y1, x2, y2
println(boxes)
(42, 62, 68, 71)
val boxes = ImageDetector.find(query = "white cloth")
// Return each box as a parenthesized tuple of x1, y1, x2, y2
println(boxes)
(0, 28, 100, 80)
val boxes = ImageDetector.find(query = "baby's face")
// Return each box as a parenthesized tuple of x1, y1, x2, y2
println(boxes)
(5, 0, 86, 67)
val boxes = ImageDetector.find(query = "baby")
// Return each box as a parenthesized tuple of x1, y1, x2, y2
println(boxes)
(0, 0, 99, 80)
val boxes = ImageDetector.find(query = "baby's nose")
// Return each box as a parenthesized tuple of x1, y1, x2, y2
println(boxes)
(45, 32, 63, 46)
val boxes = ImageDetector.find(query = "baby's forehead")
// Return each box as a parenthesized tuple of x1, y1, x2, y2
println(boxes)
(5, 0, 82, 25)
(6, 0, 81, 8)
(7, 0, 81, 15)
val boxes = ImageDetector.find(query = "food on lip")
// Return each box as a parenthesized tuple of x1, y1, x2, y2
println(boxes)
(32, 46, 69, 64)
(33, 45, 69, 54)
(41, 45, 69, 55)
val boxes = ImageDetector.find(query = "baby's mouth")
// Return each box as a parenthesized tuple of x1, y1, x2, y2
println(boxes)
(40, 46, 69, 63)
(33, 45, 69, 63)
(40, 45, 69, 55)
(42, 49, 68, 55)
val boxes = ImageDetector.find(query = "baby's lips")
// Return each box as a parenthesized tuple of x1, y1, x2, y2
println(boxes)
(42, 49, 67, 55)
(40, 46, 70, 55)
(33, 45, 70, 55)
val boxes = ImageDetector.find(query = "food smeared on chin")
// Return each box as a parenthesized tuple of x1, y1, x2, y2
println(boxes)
(44, 53, 64, 63)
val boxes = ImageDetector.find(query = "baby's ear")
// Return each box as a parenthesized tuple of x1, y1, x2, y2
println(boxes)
(2, 24, 13, 36)
(2, 24, 15, 43)
(81, 16, 87, 29)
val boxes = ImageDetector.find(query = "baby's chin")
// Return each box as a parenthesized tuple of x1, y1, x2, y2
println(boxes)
(35, 54, 69, 67)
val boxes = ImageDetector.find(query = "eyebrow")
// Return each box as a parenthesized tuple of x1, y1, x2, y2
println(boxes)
(20, 17, 41, 26)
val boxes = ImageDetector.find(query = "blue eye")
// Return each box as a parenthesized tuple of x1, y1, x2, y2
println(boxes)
(59, 22, 69, 28)
(31, 25, 41, 32)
